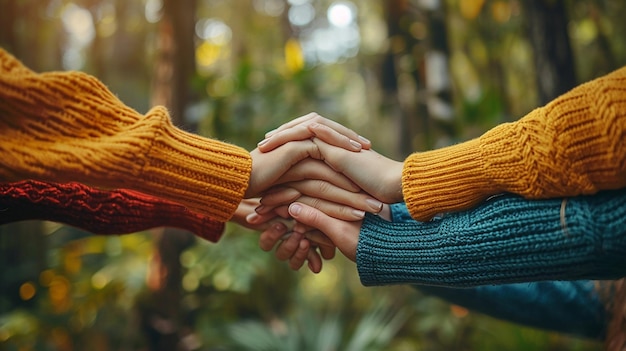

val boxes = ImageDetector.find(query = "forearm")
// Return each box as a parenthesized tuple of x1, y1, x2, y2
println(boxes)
(358, 190, 626, 287)
(416, 281, 607, 340)
(0, 49, 251, 221)
(402, 66, 626, 221)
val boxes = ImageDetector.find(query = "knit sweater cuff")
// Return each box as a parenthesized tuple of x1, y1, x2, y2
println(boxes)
(402, 138, 493, 221)
(357, 190, 626, 287)
(139, 107, 252, 221)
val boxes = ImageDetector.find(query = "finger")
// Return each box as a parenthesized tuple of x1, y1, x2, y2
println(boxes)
(288, 239, 311, 271)
(276, 159, 360, 192)
(245, 210, 286, 227)
(268, 180, 383, 214)
(295, 195, 366, 221)
(231, 198, 262, 227)
(265, 112, 320, 137)
(273, 205, 291, 218)
(275, 232, 304, 261)
(260, 124, 362, 153)
(306, 247, 323, 273)
(306, 122, 371, 152)
(318, 244, 336, 260)
(288, 202, 359, 261)
(258, 221, 289, 251)
(258, 191, 382, 221)
(304, 230, 335, 247)
(257, 188, 301, 214)
(246, 140, 322, 198)
(311, 137, 404, 204)
(259, 112, 371, 152)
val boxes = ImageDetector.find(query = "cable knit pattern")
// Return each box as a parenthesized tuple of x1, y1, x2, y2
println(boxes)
(357, 189, 626, 287)
(0, 180, 224, 241)
(0, 48, 251, 221)
(402, 67, 626, 221)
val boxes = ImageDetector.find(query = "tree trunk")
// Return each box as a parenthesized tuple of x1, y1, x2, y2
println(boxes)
(383, 0, 453, 157)
(524, 0, 576, 104)
(151, 0, 197, 128)
(138, 0, 198, 350)
(0, 0, 17, 54)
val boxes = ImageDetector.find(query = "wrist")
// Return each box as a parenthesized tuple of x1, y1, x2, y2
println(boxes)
(384, 160, 404, 203)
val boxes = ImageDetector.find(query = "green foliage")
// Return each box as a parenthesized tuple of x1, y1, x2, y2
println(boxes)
(226, 298, 409, 351)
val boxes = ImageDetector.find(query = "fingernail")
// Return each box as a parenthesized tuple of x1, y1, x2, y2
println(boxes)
(265, 129, 277, 138)
(349, 139, 362, 150)
(358, 135, 370, 144)
(246, 213, 260, 223)
(255, 205, 265, 213)
(289, 203, 302, 216)
(366, 198, 383, 212)
(273, 222, 286, 232)
(352, 209, 365, 218)
(257, 138, 269, 147)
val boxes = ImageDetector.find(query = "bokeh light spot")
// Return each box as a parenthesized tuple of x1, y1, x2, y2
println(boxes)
(328, 1, 356, 28)
(19, 282, 36, 301)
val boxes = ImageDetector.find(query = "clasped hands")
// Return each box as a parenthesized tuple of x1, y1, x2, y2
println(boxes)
(232, 113, 404, 273)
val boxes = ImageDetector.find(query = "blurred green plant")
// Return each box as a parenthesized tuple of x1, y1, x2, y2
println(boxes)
(226, 298, 409, 351)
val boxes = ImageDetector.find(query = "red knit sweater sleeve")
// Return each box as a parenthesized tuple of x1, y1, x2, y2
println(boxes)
(0, 180, 225, 242)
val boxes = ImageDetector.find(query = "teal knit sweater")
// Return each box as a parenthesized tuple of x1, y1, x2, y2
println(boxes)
(418, 281, 606, 339)
(357, 189, 626, 286)
(357, 191, 626, 339)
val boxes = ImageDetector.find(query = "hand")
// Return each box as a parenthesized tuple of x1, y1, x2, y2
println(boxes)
(312, 137, 404, 204)
(290, 202, 362, 262)
(257, 112, 371, 153)
(258, 219, 335, 273)
(230, 198, 284, 231)
(247, 140, 359, 198)
(233, 200, 328, 273)
(258, 202, 392, 268)
(256, 180, 384, 220)
(258, 116, 402, 203)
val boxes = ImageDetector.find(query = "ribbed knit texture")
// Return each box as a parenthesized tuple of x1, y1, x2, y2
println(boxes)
(0, 48, 251, 221)
(0, 180, 224, 241)
(403, 66, 626, 221)
(417, 281, 607, 340)
(357, 189, 626, 287)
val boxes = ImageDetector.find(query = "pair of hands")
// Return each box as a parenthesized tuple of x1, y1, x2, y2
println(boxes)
(232, 113, 404, 273)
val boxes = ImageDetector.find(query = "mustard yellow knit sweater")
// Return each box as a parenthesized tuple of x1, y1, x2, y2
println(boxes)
(0, 49, 251, 222)
(403, 66, 626, 221)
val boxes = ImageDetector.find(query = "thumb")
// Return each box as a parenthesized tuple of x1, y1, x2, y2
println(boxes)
(288, 202, 358, 261)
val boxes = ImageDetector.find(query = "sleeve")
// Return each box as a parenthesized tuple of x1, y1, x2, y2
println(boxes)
(416, 281, 607, 340)
(383, 206, 608, 339)
(357, 189, 626, 287)
(0, 48, 251, 222)
(389, 202, 414, 222)
(0, 180, 225, 242)
(402, 66, 626, 221)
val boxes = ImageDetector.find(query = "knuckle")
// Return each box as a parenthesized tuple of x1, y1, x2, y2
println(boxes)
(338, 206, 354, 219)
(310, 112, 322, 122)
(309, 198, 323, 211)
(315, 180, 333, 196)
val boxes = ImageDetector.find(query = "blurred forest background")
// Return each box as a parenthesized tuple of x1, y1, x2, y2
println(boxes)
(1, 0, 625, 350)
